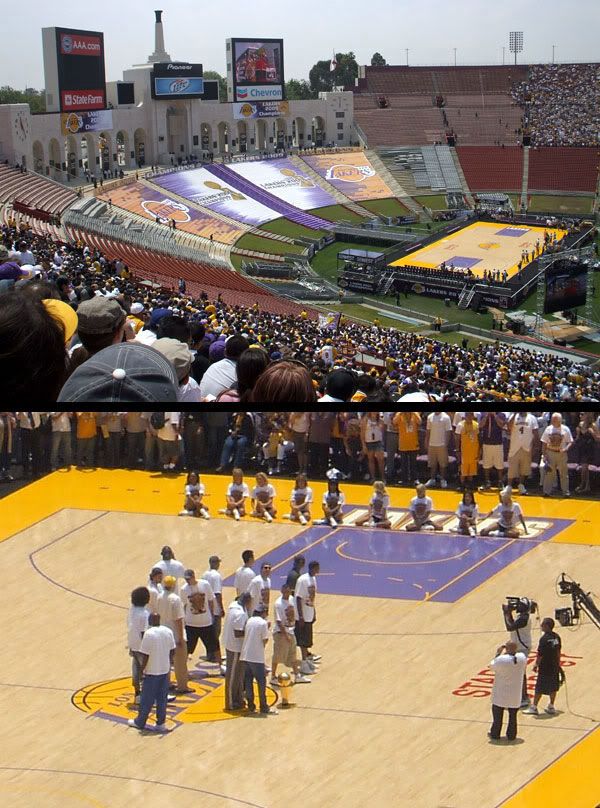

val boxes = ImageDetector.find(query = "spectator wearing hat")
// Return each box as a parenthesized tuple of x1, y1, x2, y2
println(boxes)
(240, 603, 277, 715)
(68, 297, 128, 373)
(156, 575, 190, 694)
(127, 612, 175, 733)
(0, 245, 35, 292)
(127, 302, 146, 334)
(203, 555, 224, 642)
(135, 307, 171, 347)
(199, 334, 250, 400)
(58, 343, 179, 403)
(223, 591, 251, 711)
(153, 338, 200, 403)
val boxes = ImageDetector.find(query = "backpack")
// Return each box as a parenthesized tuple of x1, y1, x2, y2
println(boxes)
(150, 412, 166, 430)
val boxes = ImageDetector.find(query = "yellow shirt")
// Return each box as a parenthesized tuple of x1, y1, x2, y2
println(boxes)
(393, 413, 420, 451)
(76, 412, 97, 439)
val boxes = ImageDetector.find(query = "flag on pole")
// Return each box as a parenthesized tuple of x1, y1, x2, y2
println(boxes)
(330, 50, 337, 72)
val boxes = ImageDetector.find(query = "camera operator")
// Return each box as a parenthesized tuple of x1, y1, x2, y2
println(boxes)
(489, 640, 527, 742)
(523, 618, 562, 716)
(502, 598, 536, 707)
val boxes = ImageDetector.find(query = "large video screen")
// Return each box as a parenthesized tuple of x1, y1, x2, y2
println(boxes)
(544, 258, 588, 314)
(55, 27, 106, 112)
(232, 38, 284, 101)
(151, 62, 205, 99)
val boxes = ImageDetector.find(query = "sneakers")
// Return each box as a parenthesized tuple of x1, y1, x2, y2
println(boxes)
(154, 723, 171, 733)
(518, 483, 528, 495)
(300, 661, 314, 675)
(200, 509, 210, 520)
(440, 479, 448, 489)
(233, 509, 241, 521)
(299, 514, 307, 526)
(329, 517, 338, 528)
(545, 704, 557, 715)
(425, 478, 436, 488)
(264, 512, 273, 523)
(522, 705, 539, 715)
(260, 708, 278, 716)
(127, 718, 142, 730)
(307, 653, 322, 662)
(220, 664, 227, 676)
(295, 674, 311, 683)
(468, 526, 476, 537)
(178, 509, 189, 516)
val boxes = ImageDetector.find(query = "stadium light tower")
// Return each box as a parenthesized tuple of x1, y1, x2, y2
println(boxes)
(509, 31, 523, 65)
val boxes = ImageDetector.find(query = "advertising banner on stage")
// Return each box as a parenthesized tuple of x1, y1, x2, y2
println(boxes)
(153, 167, 278, 225)
(233, 100, 289, 120)
(61, 109, 113, 135)
(302, 152, 394, 201)
(228, 158, 335, 211)
(103, 183, 244, 244)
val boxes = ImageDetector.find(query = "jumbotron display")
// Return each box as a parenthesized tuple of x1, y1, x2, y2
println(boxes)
(230, 38, 285, 101)
(55, 27, 106, 112)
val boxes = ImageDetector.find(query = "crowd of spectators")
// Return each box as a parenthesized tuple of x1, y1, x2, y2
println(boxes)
(512, 63, 600, 147)
(1, 411, 598, 497)
(2, 220, 600, 403)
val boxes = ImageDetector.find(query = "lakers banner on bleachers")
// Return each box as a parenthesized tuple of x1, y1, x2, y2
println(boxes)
(233, 101, 290, 119)
(61, 109, 113, 135)
(229, 158, 335, 210)
(302, 152, 394, 201)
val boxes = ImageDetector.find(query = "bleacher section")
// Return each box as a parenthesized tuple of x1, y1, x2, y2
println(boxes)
(528, 147, 599, 193)
(357, 65, 528, 96)
(0, 164, 77, 216)
(456, 146, 524, 191)
(443, 95, 523, 146)
(352, 105, 445, 147)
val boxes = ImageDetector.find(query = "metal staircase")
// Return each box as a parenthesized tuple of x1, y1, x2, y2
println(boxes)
(377, 266, 397, 295)
(458, 284, 477, 309)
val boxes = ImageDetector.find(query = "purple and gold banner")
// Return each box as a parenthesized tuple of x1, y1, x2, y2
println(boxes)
(301, 152, 393, 201)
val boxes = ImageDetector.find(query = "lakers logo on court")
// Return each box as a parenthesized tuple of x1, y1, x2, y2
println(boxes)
(72, 665, 277, 731)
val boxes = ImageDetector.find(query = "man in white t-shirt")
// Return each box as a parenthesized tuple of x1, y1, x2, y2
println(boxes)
(155, 546, 186, 593)
(507, 413, 539, 495)
(147, 567, 164, 612)
(248, 562, 272, 615)
(425, 412, 452, 488)
(223, 592, 251, 711)
(489, 640, 527, 741)
(203, 556, 224, 641)
(295, 561, 320, 675)
(271, 583, 311, 686)
(234, 549, 255, 596)
(128, 613, 175, 733)
(541, 413, 573, 497)
(181, 569, 220, 666)
(156, 576, 190, 693)
(240, 603, 276, 715)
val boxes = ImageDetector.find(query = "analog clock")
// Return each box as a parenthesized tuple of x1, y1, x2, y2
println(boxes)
(14, 111, 30, 142)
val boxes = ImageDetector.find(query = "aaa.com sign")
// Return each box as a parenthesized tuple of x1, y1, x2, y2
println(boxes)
(60, 33, 102, 56)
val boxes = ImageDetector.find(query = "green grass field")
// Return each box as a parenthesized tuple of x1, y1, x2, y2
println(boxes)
(233, 232, 305, 257)
(526, 195, 595, 215)
(309, 204, 367, 224)
(358, 197, 411, 218)
(260, 218, 328, 241)
(414, 194, 448, 210)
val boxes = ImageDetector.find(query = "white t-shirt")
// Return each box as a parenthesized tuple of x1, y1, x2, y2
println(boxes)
(295, 572, 317, 622)
(202, 569, 223, 616)
(147, 580, 163, 612)
(323, 490, 345, 510)
(140, 625, 176, 676)
(541, 424, 573, 452)
(273, 594, 297, 635)
(490, 652, 527, 708)
(252, 483, 275, 503)
(234, 565, 256, 596)
(291, 486, 313, 506)
(290, 412, 310, 433)
(157, 412, 180, 441)
(156, 558, 186, 592)
(156, 590, 186, 638)
(371, 492, 390, 517)
(185, 482, 205, 498)
(127, 605, 149, 652)
(240, 615, 269, 664)
(363, 417, 384, 443)
(223, 600, 249, 653)
(319, 345, 334, 366)
(509, 413, 539, 455)
(227, 481, 250, 500)
(457, 502, 479, 520)
(427, 412, 452, 447)
(248, 574, 271, 613)
(490, 501, 523, 529)
(409, 495, 433, 520)
(181, 580, 214, 628)
(50, 412, 72, 432)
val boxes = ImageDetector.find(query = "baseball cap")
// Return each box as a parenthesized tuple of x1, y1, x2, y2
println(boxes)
(153, 337, 192, 382)
(57, 342, 179, 402)
(76, 297, 126, 335)
(183, 569, 195, 579)
(209, 555, 221, 564)
(130, 302, 145, 315)
(148, 307, 171, 330)
(163, 575, 177, 588)
(42, 299, 78, 344)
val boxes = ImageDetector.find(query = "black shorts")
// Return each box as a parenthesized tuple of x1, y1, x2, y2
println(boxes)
(535, 667, 560, 695)
(294, 620, 314, 649)
(186, 624, 219, 655)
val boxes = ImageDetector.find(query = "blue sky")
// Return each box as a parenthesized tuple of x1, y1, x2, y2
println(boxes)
(2, 0, 599, 89)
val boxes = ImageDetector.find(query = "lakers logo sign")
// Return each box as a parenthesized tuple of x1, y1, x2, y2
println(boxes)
(325, 164, 375, 183)
(478, 242, 500, 250)
(72, 665, 277, 731)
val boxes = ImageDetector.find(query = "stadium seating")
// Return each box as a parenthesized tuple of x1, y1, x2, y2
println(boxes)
(456, 146, 524, 191)
(0, 164, 77, 215)
(528, 147, 599, 193)
(357, 66, 528, 96)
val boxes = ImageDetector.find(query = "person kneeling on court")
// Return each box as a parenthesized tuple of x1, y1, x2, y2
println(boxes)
(480, 487, 528, 538)
(128, 613, 175, 733)
(405, 484, 444, 531)
(489, 640, 527, 742)
(356, 481, 392, 529)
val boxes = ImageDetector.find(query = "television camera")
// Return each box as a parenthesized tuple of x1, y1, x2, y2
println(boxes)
(555, 573, 600, 629)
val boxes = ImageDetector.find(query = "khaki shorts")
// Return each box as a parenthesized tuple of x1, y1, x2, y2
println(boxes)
(272, 631, 297, 668)
(428, 446, 448, 470)
(508, 448, 532, 479)
(482, 444, 504, 470)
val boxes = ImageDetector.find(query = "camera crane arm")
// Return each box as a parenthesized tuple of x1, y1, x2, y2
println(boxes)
(556, 573, 600, 630)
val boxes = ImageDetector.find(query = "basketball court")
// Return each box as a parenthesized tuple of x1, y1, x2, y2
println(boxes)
(391, 221, 568, 279)
(1, 469, 599, 808)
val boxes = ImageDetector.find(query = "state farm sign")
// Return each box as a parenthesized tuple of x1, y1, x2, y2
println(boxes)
(60, 33, 102, 56)
(61, 90, 106, 111)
